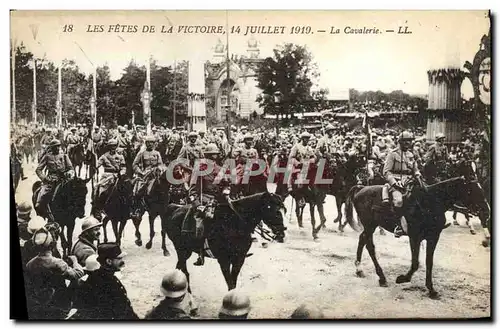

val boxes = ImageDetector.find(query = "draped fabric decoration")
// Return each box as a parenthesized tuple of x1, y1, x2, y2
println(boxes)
(187, 93, 206, 101)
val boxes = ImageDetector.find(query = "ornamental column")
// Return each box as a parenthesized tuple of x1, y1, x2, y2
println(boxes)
(426, 68, 464, 144)
(187, 59, 207, 132)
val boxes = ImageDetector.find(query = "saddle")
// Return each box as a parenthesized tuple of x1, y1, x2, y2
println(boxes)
(181, 196, 217, 240)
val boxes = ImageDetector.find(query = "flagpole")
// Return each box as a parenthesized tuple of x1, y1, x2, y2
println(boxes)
(173, 59, 177, 128)
(57, 64, 62, 128)
(11, 39, 16, 124)
(33, 59, 37, 124)
(225, 11, 231, 142)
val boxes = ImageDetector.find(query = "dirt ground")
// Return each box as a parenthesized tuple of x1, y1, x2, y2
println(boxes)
(16, 163, 491, 319)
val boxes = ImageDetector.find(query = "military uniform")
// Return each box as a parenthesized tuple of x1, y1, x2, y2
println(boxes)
(71, 237, 98, 267)
(34, 142, 74, 216)
(177, 142, 204, 167)
(96, 150, 126, 198)
(424, 142, 449, 181)
(132, 147, 163, 200)
(117, 134, 132, 153)
(66, 132, 81, 155)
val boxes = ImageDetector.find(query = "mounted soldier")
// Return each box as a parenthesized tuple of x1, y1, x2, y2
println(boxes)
(131, 135, 164, 218)
(91, 125, 103, 156)
(287, 132, 317, 205)
(34, 139, 74, 221)
(39, 128, 55, 160)
(177, 131, 204, 167)
(92, 139, 127, 219)
(65, 127, 81, 159)
(381, 131, 424, 238)
(181, 143, 230, 266)
(424, 132, 449, 183)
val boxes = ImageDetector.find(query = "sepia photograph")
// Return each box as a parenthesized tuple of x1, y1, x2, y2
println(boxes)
(9, 10, 491, 320)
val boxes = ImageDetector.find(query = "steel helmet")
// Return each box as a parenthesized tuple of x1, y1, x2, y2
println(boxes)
(243, 134, 254, 141)
(81, 216, 102, 234)
(160, 269, 188, 298)
(107, 139, 118, 146)
(27, 216, 47, 234)
(32, 227, 53, 248)
(188, 131, 198, 138)
(300, 131, 311, 139)
(118, 126, 126, 133)
(70, 126, 77, 131)
(17, 202, 32, 217)
(145, 135, 156, 143)
(435, 132, 446, 140)
(48, 139, 61, 148)
(204, 144, 220, 154)
(241, 126, 248, 131)
(290, 304, 325, 319)
(398, 131, 414, 141)
(219, 289, 251, 316)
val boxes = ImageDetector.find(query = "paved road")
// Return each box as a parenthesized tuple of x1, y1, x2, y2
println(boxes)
(15, 162, 491, 319)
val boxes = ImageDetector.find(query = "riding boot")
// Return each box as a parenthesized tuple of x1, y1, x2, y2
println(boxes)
(381, 184, 390, 206)
(20, 167, 27, 180)
(393, 208, 406, 238)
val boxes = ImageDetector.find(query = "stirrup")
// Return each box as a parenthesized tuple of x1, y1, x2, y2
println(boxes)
(193, 256, 204, 266)
(394, 225, 405, 238)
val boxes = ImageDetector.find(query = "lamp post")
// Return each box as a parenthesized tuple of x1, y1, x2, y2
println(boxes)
(274, 91, 283, 136)
(141, 83, 152, 134)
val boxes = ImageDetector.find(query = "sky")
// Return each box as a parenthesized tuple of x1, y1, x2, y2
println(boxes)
(10, 10, 490, 98)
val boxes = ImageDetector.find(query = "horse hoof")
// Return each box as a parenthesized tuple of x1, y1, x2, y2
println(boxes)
(163, 250, 170, 257)
(145, 242, 152, 249)
(379, 230, 386, 236)
(333, 218, 339, 223)
(482, 239, 490, 248)
(379, 281, 388, 287)
(470, 230, 476, 235)
(396, 275, 410, 284)
(429, 291, 440, 300)
(298, 224, 304, 228)
(453, 221, 460, 226)
(135, 239, 142, 247)
(356, 270, 365, 278)
(261, 242, 268, 248)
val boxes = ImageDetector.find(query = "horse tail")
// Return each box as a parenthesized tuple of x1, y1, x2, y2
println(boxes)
(345, 185, 364, 232)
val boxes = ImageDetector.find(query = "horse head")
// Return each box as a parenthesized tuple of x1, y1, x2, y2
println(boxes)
(260, 192, 287, 243)
(61, 177, 89, 218)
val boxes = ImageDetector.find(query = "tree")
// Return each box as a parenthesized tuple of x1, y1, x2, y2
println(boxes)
(12, 43, 35, 123)
(95, 65, 118, 126)
(36, 59, 58, 124)
(114, 61, 146, 126)
(61, 59, 91, 124)
(256, 43, 320, 133)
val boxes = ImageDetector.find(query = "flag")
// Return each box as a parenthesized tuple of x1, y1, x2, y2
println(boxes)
(363, 112, 372, 160)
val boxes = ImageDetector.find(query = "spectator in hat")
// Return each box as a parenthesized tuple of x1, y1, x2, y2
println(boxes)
(145, 269, 197, 319)
(75, 242, 138, 320)
(70, 216, 103, 267)
(17, 202, 33, 241)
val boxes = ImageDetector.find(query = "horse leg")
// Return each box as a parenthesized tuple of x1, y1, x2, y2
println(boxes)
(218, 258, 235, 290)
(66, 221, 75, 259)
(132, 215, 143, 247)
(365, 228, 387, 287)
(296, 201, 303, 228)
(316, 202, 328, 233)
(161, 230, 170, 257)
(102, 216, 109, 243)
(117, 218, 127, 247)
(396, 236, 421, 284)
(453, 210, 459, 225)
(334, 194, 343, 226)
(59, 225, 69, 259)
(425, 235, 441, 299)
(310, 204, 318, 240)
(145, 212, 156, 250)
(355, 231, 367, 278)
(466, 213, 476, 235)
(176, 255, 193, 293)
(111, 219, 120, 246)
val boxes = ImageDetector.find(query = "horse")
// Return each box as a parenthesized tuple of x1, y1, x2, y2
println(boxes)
(11, 145, 22, 192)
(131, 167, 173, 251)
(69, 143, 86, 178)
(425, 160, 491, 246)
(161, 192, 287, 293)
(91, 174, 133, 246)
(344, 161, 488, 299)
(32, 177, 89, 258)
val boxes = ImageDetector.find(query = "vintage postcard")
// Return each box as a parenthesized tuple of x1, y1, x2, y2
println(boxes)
(10, 10, 491, 320)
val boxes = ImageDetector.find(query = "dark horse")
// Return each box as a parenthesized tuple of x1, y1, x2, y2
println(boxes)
(344, 161, 488, 299)
(91, 174, 133, 247)
(162, 192, 287, 293)
(69, 143, 86, 179)
(131, 167, 174, 252)
(32, 177, 89, 258)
